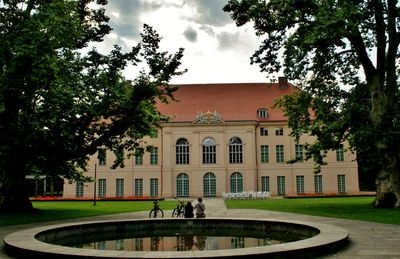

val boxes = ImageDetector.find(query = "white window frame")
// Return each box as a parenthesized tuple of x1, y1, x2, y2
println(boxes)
(134, 178, 143, 196)
(98, 179, 106, 198)
(116, 178, 124, 197)
(229, 137, 243, 164)
(176, 138, 190, 164)
(202, 138, 216, 164)
(150, 178, 158, 197)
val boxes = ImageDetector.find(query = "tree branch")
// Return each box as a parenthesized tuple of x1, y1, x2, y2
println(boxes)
(386, 0, 399, 98)
(372, 0, 386, 82)
(345, 28, 377, 81)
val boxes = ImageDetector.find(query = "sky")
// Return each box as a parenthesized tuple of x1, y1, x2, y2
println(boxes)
(90, 0, 274, 84)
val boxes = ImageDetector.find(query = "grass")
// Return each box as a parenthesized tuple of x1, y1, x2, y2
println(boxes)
(225, 196, 400, 225)
(0, 200, 177, 227)
(1, 197, 399, 227)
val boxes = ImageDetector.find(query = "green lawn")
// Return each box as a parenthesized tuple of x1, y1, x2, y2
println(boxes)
(1, 197, 399, 227)
(225, 196, 400, 225)
(0, 200, 177, 227)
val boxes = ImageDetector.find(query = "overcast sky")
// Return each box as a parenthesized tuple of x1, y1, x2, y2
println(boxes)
(91, 0, 274, 84)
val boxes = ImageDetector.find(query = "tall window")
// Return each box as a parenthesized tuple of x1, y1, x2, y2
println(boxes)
(98, 148, 106, 166)
(314, 175, 323, 194)
(150, 147, 158, 165)
(98, 241, 106, 250)
(135, 148, 143, 165)
(277, 176, 286, 195)
(176, 138, 189, 164)
(231, 237, 245, 249)
(135, 178, 143, 196)
(76, 182, 84, 197)
(116, 178, 124, 197)
(230, 172, 243, 193)
(150, 178, 158, 197)
(203, 172, 216, 197)
(260, 127, 268, 136)
(275, 127, 284, 136)
(296, 175, 305, 194)
(261, 145, 269, 163)
(261, 176, 270, 192)
(276, 145, 284, 163)
(338, 175, 346, 193)
(116, 239, 124, 251)
(176, 173, 189, 197)
(336, 145, 344, 161)
(229, 137, 243, 164)
(202, 138, 216, 164)
(98, 179, 106, 198)
(135, 239, 143, 251)
(295, 145, 304, 161)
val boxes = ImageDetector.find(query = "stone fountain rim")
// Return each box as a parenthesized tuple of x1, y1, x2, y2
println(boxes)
(3, 217, 349, 258)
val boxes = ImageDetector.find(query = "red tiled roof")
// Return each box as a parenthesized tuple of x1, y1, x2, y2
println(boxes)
(156, 83, 296, 123)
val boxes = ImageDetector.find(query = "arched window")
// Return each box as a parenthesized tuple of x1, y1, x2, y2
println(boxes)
(176, 138, 189, 164)
(202, 137, 216, 164)
(176, 173, 189, 197)
(230, 172, 243, 193)
(257, 108, 268, 118)
(229, 137, 243, 163)
(203, 172, 216, 197)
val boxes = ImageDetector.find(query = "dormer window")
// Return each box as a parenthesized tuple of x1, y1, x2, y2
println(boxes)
(258, 108, 268, 118)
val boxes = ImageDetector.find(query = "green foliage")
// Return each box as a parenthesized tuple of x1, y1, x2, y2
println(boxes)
(0, 0, 185, 211)
(224, 1, 400, 178)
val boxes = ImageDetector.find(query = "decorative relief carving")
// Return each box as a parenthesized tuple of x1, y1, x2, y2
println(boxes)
(193, 110, 224, 125)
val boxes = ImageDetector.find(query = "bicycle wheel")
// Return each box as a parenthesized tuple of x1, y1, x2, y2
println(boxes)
(179, 207, 185, 217)
(155, 208, 164, 218)
(172, 208, 179, 217)
(149, 208, 164, 218)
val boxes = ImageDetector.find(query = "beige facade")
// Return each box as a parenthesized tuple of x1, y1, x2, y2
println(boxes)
(63, 122, 359, 199)
(63, 83, 359, 199)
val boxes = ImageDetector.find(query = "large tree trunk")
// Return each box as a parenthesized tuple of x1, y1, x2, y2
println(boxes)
(0, 123, 34, 212)
(0, 165, 33, 213)
(374, 152, 400, 208)
(369, 74, 400, 208)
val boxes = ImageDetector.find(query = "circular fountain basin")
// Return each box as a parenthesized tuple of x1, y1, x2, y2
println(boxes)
(4, 218, 348, 258)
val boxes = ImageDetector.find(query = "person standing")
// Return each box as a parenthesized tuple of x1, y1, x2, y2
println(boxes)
(184, 201, 194, 218)
(194, 197, 206, 218)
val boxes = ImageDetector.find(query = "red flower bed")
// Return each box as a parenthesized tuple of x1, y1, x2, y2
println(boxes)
(30, 196, 162, 201)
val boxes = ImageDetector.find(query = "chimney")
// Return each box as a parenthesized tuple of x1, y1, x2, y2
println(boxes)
(278, 76, 288, 89)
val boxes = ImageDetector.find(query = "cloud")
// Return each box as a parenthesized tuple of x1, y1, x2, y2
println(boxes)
(199, 25, 216, 37)
(184, 0, 231, 27)
(183, 26, 198, 43)
(95, 0, 269, 84)
(217, 31, 240, 49)
(105, 1, 143, 41)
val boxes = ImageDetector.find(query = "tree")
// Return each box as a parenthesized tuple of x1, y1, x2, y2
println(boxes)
(0, 0, 185, 212)
(224, 0, 400, 207)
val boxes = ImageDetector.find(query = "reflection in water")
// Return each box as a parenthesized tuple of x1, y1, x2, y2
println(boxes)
(57, 227, 312, 252)
(73, 235, 285, 252)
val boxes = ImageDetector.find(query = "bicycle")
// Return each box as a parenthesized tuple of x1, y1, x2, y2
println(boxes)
(172, 200, 186, 217)
(149, 200, 164, 218)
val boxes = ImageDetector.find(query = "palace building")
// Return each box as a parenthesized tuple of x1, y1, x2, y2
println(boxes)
(63, 80, 359, 199)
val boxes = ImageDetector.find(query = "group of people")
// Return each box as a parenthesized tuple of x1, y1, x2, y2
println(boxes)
(184, 197, 205, 218)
